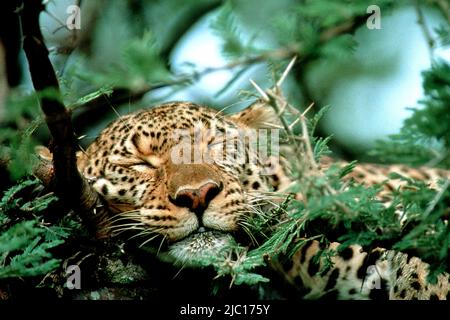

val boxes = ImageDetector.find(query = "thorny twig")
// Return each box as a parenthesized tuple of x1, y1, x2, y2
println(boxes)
(250, 59, 355, 218)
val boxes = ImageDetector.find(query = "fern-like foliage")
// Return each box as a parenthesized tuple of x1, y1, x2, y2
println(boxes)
(0, 221, 63, 279)
(210, 2, 258, 59)
(0, 179, 80, 279)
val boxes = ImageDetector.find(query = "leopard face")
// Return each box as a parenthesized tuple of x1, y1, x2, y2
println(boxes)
(77, 101, 287, 264)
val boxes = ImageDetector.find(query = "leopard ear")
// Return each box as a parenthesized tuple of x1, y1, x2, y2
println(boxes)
(230, 100, 280, 129)
(35, 145, 53, 162)
(76, 150, 89, 173)
(35, 145, 89, 174)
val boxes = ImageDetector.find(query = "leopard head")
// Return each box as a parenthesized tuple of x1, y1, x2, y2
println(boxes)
(76, 101, 290, 265)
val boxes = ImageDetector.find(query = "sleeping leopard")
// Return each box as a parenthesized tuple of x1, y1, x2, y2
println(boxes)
(41, 100, 450, 300)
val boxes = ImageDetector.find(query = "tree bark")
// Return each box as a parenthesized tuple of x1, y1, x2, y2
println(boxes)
(20, 0, 110, 238)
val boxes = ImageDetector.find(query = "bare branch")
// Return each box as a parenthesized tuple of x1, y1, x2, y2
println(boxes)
(20, 0, 110, 239)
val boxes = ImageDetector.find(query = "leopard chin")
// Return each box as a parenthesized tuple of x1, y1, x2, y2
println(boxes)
(168, 229, 234, 267)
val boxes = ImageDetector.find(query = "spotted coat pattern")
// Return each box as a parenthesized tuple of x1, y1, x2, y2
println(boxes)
(74, 101, 449, 300)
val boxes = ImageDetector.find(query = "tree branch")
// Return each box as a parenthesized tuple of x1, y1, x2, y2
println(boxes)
(20, 0, 110, 239)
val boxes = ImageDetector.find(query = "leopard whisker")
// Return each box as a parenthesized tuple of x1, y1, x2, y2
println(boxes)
(139, 234, 160, 248)
(110, 226, 146, 235)
(137, 227, 166, 248)
(117, 211, 144, 218)
(104, 211, 141, 223)
(156, 235, 167, 256)
(246, 199, 273, 206)
(238, 222, 259, 246)
(110, 216, 144, 224)
(108, 207, 140, 214)
(213, 98, 255, 121)
(108, 227, 145, 236)
(240, 207, 267, 215)
(245, 191, 286, 200)
(107, 208, 140, 215)
(108, 222, 146, 229)
(172, 264, 186, 280)
(128, 229, 158, 241)
(244, 195, 283, 209)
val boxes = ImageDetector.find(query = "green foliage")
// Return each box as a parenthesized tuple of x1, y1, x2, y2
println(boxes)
(0, 179, 46, 213)
(435, 24, 450, 47)
(201, 243, 270, 286)
(0, 85, 122, 180)
(0, 87, 64, 180)
(68, 86, 114, 110)
(0, 91, 42, 180)
(210, 2, 258, 59)
(319, 34, 358, 60)
(121, 32, 171, 87)
(273, 0, 396, 56)
(410, 61, 450, 144)
(211, 0, 398, 64)
(0, 221, 63, 279)
(371, 61, 450, 168)
(5, 134, 38, 181)
(392, 178, 450, 282)
(0, 179, 80, 280)
(72, 32, 170, 90)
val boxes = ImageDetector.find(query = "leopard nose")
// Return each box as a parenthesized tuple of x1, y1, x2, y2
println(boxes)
(171, 181, 222, 215)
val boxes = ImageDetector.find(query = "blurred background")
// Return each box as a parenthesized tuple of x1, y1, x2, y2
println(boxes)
(1, 0, 449, 175)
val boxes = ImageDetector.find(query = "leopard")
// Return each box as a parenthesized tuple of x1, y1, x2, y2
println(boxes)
(48, 100, 449, 300)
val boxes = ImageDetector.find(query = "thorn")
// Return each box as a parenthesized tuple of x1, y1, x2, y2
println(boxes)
(250, 79, 270, 102)
(276, 56, 297, 88)
(301, 102, 315, 117)
(288, 117, 301, 130)
(261, 122, 284, 129)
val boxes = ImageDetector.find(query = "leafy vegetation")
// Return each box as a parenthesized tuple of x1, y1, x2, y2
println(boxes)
(0, 0, 449, 298)
(0, 179, 80, 279)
